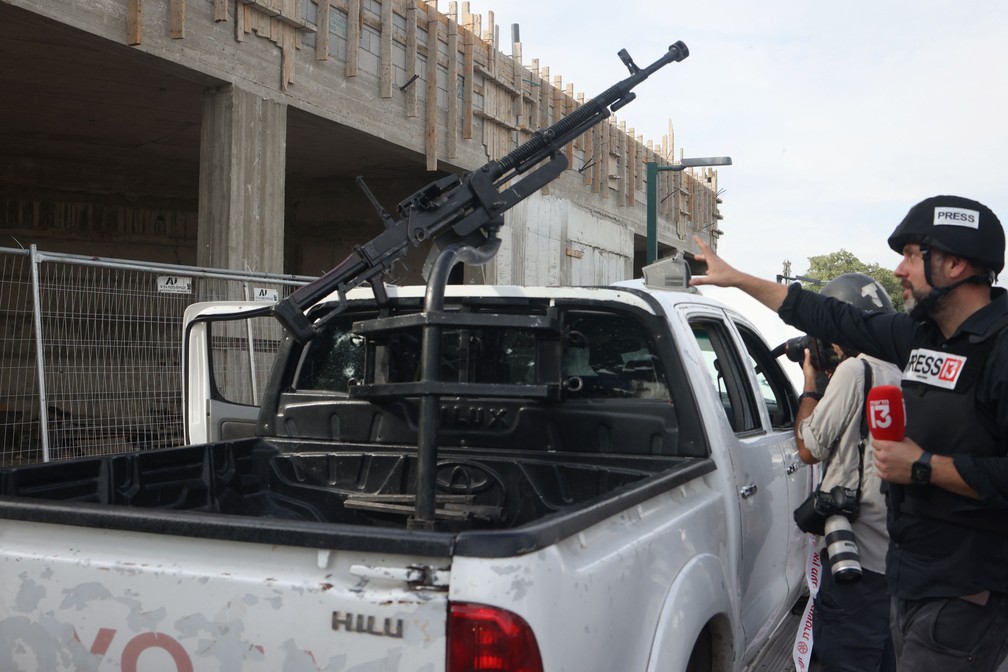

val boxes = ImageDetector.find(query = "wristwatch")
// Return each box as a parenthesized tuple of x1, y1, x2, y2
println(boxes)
(911, 451, 933, 485)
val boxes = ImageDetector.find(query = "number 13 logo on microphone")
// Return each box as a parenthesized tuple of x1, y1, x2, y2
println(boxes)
(866, 385, 906, 441)
(869, 400, 893, 429)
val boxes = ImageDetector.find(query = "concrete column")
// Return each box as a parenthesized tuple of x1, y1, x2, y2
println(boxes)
(197, 85, 287, 273)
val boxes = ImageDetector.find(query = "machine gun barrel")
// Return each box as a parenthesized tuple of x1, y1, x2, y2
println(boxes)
(491, 41, 688, 180)
(273, 41, 689, 342)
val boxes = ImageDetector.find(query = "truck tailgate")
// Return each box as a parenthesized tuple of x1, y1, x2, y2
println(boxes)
(0, 518, 448, 671)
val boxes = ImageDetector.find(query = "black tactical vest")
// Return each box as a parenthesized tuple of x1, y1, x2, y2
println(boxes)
(894, 319, 1008, 533)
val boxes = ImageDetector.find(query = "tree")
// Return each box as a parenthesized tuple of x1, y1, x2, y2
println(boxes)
(802, 249, 904, 312)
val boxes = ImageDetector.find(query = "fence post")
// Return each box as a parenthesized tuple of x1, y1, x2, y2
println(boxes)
(28, 245, 51, 462)
(242, 283, 260, 404)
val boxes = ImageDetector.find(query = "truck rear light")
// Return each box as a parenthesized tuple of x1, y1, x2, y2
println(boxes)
(447, 602, 544, 672)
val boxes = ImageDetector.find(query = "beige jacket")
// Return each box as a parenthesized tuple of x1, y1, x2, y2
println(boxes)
(799, 353, 902, 574)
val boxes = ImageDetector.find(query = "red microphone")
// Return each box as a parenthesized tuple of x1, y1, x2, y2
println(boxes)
(866, 385, 906, 441)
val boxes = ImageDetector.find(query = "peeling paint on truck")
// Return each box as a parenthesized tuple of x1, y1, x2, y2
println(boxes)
(0, 520, 448, 671)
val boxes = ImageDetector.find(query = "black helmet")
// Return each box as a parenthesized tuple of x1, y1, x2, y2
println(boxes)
(887, 195, 1004, 276)
(820, 273, 894, 312)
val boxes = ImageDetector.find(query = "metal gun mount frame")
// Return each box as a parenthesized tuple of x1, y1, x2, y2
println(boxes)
(272, 43, 692, 528)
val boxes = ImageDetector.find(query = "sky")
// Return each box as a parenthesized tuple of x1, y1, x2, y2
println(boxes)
(457, 1, 1008, 283)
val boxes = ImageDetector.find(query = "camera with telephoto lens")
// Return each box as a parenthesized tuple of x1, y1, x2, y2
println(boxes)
(774, 334, 840, 372)
(813, 485, 859, 519)
(824, 515, 863, 583)
(815, 486, 863, 583)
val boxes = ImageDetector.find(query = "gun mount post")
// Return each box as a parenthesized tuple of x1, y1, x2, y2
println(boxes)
(408, 234, 501, 530)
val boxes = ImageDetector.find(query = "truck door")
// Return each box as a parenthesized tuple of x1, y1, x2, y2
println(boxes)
(182, 302, 282, 444)
(733, 324, 809, 602)
(687, 314, 793, 654)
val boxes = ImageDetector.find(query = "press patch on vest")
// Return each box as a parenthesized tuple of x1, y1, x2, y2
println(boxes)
(903, 348, 967, 389)
(933, 206, 980, 229)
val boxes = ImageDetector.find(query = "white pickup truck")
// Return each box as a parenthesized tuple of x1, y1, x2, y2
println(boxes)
(0, 258, 810, 671)
(0, 43, 811, 670)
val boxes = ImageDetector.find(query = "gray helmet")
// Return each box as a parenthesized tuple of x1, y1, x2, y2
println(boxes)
(887, 195, 1004, 277)
(819, 273, 894, 312)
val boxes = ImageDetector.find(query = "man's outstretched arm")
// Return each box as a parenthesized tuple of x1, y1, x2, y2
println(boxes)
(688, 235, 789, 312)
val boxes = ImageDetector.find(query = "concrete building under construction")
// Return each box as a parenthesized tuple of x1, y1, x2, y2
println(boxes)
(0, 0, 725, 285)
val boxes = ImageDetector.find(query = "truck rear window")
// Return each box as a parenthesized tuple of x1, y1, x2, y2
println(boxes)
(294, 306, 669, 400)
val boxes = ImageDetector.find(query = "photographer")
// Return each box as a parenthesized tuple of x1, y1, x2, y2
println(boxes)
(793, 274, 901, 672)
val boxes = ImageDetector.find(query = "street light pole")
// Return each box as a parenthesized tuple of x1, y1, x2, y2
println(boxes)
(646, 156, 732, 263)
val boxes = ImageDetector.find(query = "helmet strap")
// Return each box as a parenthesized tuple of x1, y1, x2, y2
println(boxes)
(920, 243, 936, 287)
(912, 243, 992, 319)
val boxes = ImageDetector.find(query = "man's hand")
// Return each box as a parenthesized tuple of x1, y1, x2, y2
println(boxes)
(688, 235, 747, 288)
(874, 437, 980, 499)
(802, 349, 819, 390)
(794, 348, 822, 465)
(688, 235, 789, 312)
(873, 437, 923, 484)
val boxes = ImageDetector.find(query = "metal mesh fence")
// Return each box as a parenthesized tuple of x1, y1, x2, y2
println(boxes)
(0, 251, 39, 464)
(0, 246, 311, 465)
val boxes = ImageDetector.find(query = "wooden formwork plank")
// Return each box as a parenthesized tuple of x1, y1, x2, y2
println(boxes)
(446, 3, 459, 158)
(380, 0, 393, 96)
(484, 11, 494, 71)
(482, 18, 499, 159)
(247, 4, 269, 39)
(471, 11, 481, 59)
(425, 1, 438, 170)
(635, 134, 644, 191)
(551, 74, 562, 155)
(587, 112, 596, 188)
(214, 0, 228, 22)
(316, 0, 330, 59)
(473, 61, 522, 97)
(127, 0, 142, 45)
(461, 6, 474, 138)
(599, 121, 609, 200)
(488, 33, 500, 160)
(539, 65, 549, 126)
(169, 0, 185, 38)
(235, 1, 247, 41)
(405, 2, 418, 117)
(280, 23, 296, 89)
(564, 83, 573, 170)
(512, 40, 523, 130)
(591, 125, 601, 194)
(627, 129, 637, 207)
(612, 119, 620, 206)
(473, 109, 518, 131)
(346, 0, 360, 76)
(576, 88, 584, 152)
(529, 59, 540, 132)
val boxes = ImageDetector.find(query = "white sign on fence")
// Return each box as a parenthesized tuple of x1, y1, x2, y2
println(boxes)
(157, 276, 193, 294)
(253, 287, 279, 302)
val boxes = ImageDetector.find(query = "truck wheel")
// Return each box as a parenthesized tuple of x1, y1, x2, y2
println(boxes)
(685, 627, 713, 672)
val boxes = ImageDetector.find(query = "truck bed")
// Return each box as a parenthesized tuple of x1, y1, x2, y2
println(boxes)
(0, 438, 714, 557)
